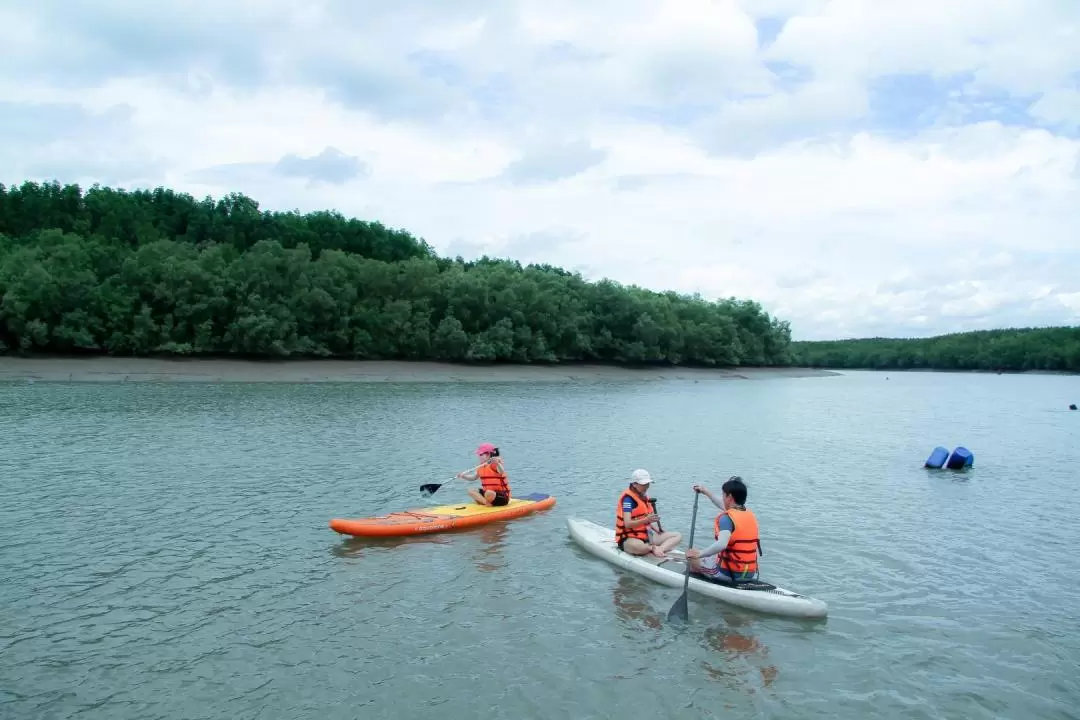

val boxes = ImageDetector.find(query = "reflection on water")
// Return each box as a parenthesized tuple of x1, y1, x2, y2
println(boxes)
(699, 613, 778, 691)
(327, 520, 511, 573)
(611, 575, 664, 631)
(471, 522, 510, 573)
(610, 574, 777, 693)
(607, 575, 669, 680)
(328, 533, 453, 559)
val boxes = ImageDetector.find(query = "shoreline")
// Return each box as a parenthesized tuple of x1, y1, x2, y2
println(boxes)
(795, 366, 1079, 376)
(0, 355, 841, 384)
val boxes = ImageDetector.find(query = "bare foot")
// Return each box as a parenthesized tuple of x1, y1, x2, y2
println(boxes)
(651, 546, 667, 558)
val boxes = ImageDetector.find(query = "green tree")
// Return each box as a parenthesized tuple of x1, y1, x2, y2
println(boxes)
(0, 180, 799, 367)
(791, 327, 1080, 373)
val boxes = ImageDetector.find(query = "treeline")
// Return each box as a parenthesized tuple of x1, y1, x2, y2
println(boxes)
(791, 327, 1080, 372)
(0, 180, 793, 365)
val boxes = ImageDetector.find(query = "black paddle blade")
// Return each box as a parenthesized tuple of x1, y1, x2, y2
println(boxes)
(666, 592, 689, 622)
(419, 483, 443, 496)
(666, 489, 701, 623)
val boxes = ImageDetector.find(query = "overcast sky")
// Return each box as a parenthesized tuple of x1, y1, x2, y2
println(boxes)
(1, 0, 1078, 341)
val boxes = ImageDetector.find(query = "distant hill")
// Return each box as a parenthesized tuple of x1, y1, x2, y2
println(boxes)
(791, 326, 1080, 372)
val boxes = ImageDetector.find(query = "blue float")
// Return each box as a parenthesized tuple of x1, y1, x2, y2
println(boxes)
(945, 446, 974, 470)
(924, 446, 949, 469)
(924, 445, 974, 470)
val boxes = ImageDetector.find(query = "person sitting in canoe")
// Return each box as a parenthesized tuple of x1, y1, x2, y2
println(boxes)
(615, 469, 682, 559)
(457, 443, 511, 507)
(685, 476, 762, 583)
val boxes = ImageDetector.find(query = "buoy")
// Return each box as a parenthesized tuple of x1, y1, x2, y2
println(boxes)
(1070, 404, 1077, 411)
(924, 446, 949, 469)
(945, 446, 974, 470)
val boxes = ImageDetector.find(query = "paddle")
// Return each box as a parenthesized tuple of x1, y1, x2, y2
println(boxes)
(419, 478, 455, 497)
(419, 461, 486, 497)
(666, 488, 701, 623)
(650, 497, 664, 533)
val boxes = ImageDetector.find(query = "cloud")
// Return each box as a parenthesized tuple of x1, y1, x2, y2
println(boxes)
(274, 147, 368, 186)
(1, 0, 1079, 340)
(1030, 89, 1080, 131)
(0, 101, 165, 185)
(499, 139, 607, 185)
(189, 147, 368, 193)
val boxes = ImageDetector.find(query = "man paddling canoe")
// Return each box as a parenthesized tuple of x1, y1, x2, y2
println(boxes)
(615, 469, 682, 559)
(457, 442, 511, 506)
(685, 476, 762, 582)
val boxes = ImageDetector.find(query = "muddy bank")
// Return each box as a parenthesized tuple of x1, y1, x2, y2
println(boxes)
(0, 356, 841, 384)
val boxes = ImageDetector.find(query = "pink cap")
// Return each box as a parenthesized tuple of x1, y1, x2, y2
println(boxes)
(475, 442, 496, 456)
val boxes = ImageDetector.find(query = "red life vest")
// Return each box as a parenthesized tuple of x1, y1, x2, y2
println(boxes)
(478, 459, 509, 495)
(716, 507, 761, 575)
(615, 486, 653, 543)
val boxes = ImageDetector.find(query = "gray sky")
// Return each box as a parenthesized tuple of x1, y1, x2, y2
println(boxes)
(2, 0, 1079, 340)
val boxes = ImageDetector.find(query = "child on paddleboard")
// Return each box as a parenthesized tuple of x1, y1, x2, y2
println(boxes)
(457, 443, 511, 506)
(615, 469, 682, 559)
(685, 476, 762, 582)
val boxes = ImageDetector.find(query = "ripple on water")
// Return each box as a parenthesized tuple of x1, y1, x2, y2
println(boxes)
(2, 374, 1079, 719)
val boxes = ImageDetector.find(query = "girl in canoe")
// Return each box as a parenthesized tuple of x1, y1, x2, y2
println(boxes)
(457, 443, 511, 507)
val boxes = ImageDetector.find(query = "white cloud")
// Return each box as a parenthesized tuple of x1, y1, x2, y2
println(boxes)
(1, 0, 1079, 341)
(1030, 89, 1080, 129)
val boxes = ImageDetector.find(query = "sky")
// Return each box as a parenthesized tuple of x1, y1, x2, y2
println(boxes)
(1, 0, 1079, 341)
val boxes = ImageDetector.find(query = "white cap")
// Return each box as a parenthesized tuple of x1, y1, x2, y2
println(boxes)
(630, 468, 653, 485)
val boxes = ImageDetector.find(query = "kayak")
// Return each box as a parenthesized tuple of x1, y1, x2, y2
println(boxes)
(566, 517, 828, 619)
(329, 492, 556, 537)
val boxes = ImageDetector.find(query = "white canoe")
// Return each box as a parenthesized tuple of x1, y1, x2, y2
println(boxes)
(566, 517, 828, 619)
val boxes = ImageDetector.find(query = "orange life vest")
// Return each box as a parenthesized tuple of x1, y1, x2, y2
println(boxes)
(478, 459, 509, 495)
(716, 507, 761, 576)
(615, 487, 653, 543)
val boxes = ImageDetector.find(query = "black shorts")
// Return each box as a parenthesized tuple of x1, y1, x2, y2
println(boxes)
(617, 536, 646, 552)
(485, 490, 509, 506)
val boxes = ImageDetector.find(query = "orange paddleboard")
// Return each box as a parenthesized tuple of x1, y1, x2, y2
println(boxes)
(329, 492, 557, 537)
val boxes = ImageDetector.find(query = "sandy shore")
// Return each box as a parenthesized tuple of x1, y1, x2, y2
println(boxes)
(0, 356, 841, 383)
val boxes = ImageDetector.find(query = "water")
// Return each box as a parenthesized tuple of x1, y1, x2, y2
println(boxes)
(2, 369, 1078, 719)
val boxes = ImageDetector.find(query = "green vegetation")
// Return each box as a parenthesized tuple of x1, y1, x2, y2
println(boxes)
(791, 327, 1080, 373)
(4, 180, 1075, 374)
(0, 180, 793, 365)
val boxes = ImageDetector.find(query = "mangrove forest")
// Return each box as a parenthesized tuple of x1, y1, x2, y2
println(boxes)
(790, 327, 1080, 373)
(0, 181, 791, 365)
(2, 180, 1076, 373)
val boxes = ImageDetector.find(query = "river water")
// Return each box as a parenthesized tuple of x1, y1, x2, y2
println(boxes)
(2, 369, 1078, 719)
